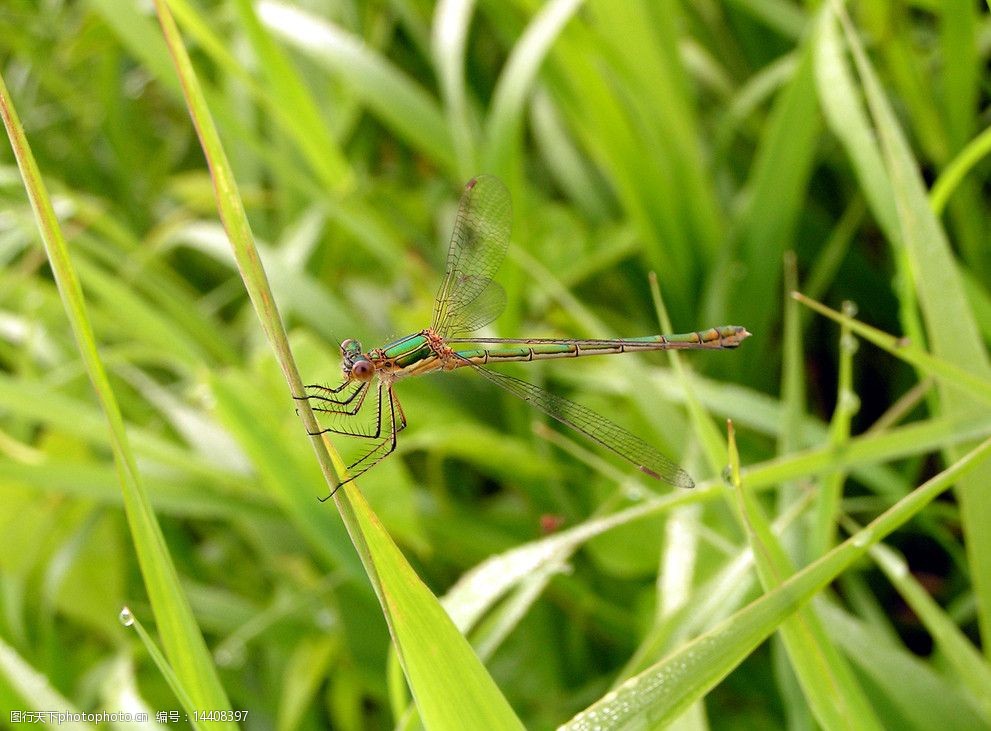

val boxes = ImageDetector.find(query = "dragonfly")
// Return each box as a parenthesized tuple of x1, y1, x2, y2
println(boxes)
(299, 176, 749, 497)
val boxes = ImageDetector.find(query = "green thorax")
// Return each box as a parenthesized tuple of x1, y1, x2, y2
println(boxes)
(374, 333, 435, 369)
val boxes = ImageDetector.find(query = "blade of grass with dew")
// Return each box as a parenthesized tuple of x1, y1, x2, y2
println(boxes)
(834, 4, 991, 379)
(650, 268, 713, 730)
(120, 608, 206, 731)
(647, 517, 708, 725)
(618, 490, 816, 683)
(729, 421, 882, 729)
(559, 436, 991, 730)
(257, 1, 456, 175)
(835, 3, 991, 650)
(793, 293, 991, 407)
(153, 2, 525, 726)
(0, 68, 236, 725)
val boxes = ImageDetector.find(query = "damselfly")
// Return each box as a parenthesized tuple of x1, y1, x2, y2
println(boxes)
(299, 176, 749, 495)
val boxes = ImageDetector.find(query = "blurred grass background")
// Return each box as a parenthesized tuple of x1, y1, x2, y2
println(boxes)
(2, 0, 991, 729)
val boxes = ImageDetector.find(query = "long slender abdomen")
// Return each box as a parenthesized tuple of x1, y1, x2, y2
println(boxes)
(635, 326, 751, 350)
(452, 326, 750, 365)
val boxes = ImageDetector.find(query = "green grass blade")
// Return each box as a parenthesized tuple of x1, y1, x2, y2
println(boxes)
(432, 0, 480, 176)
(0, 636, 94, 730)
(810, 301, 858, 556)
(818, 601, 989, 730)
(0, 64, 235, 727)
(863, 539, 991, 723)
(729, 423, 882, 729)
(120, 608, 206, 731)
(723, 42, 819, 369)
(153, 2, 524, 725)
(649, 272, 726, 473)
(258, 1, 456, 174)
(483, 0, 585, 177)
(231, 0, 353, 191)
(930, 124, 991, 216)
(560, 436, 991, 729)
(793, 293, 991, 407)
(344, 486, 525, 729)
(208, 371, 363, 576)
(444, 490, 700, 633)
(162, 0, 354, 193)
(824, 4, 991, 652)
(813, 5, 924, 344)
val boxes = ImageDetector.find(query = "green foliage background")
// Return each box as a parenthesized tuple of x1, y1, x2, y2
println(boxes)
(2, 0, 991, 729)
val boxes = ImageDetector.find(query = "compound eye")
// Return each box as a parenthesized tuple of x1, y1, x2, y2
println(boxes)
(352, 360, 374, 381)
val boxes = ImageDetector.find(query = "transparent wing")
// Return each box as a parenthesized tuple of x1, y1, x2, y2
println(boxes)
(432, 176, 512, 338)
(458, 356, 695, 488)
(450, 281, 507, 334)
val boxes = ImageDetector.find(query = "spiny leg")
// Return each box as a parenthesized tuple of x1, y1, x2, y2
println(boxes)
(310, 381, 372, 419)
(322, 387, 405, 500)
(345, 388, 406, 473)
(307, 382, 387, 439)
(305, 379, 352, 394)
(295, 380, 365, 408)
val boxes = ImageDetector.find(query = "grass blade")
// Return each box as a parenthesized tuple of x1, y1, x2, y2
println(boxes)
(561, 436, 991, 729)
(482, 0, 585, 176)
(0, 63, 235, 726)
(793, 292, 991, 407)
(830, 3, 991, 652)
(729, 423, 882, 729)
(153, 1, 524, 725)
(258, 1, 456, 174)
